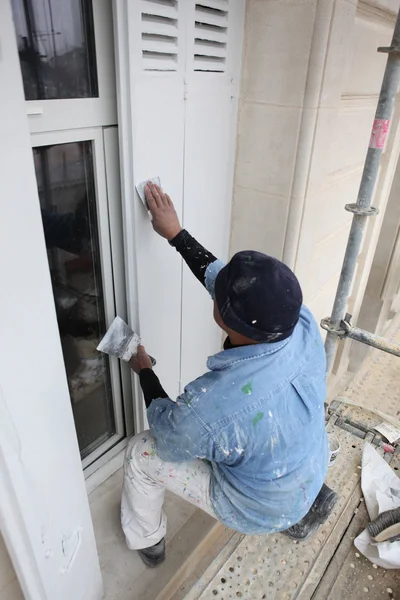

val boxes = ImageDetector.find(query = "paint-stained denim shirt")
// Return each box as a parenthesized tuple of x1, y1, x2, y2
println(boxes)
(147, 261, 329, 534)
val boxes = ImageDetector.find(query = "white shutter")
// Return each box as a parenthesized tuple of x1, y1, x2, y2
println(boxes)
(114, 0, 245, 404)
(141, 0, 180, 71)
(115, 0, 187, 403)
(180, 0, 245, 385)
(193, 1, 229, 72)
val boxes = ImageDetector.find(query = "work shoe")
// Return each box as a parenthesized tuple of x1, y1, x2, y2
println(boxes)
(283, 484, 338, 541)
(138, 538, 166, 568)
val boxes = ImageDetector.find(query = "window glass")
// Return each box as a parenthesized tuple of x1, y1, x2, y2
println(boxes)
(12, 0, 98, 100)
(34, 141, 115, 458)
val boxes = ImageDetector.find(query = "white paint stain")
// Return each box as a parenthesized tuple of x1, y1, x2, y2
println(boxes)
(274, 467, 286, 478)
(97, 316, 140, 361)
(60, 528, 82, 574)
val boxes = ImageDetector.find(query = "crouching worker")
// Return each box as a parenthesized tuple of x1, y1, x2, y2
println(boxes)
(121, 182, 337, 567)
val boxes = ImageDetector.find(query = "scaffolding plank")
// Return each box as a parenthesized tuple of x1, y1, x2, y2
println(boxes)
(195, 425, 365, 600)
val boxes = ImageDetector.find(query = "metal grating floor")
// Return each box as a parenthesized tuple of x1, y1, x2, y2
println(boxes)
(189, 424, 365, 600)
(312, 499, 400, 600)
(183, 325, 400, 600)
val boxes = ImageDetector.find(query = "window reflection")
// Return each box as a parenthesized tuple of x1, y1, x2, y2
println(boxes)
(12, 0, 98, 100)
(34, 142, 115, 458)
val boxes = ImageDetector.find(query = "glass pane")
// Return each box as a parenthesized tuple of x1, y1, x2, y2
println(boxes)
(11, 0, 98, 100)
(34, 141, 115, 459)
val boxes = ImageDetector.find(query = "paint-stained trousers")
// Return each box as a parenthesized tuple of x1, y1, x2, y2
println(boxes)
(121, 432, 217, 550)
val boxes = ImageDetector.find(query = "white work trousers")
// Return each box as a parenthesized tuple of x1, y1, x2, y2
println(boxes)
(121, 432, 217, 550)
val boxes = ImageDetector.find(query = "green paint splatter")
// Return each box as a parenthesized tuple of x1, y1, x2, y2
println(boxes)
(242, 382, 253, 395)
(252, 412, 264, 426)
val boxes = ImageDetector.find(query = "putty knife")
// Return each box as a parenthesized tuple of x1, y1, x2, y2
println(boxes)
(135, 176, 161, 211)
(97, 316, 156, 365)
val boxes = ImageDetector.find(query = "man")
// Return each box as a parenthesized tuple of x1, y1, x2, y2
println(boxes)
(121, 182, 337, 568)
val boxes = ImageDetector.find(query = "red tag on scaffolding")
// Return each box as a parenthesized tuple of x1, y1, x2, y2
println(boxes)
(369, 119, 390, 149)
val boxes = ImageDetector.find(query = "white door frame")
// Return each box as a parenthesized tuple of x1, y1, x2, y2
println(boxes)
(21, 0, 133, 471)
(0, 2, 103, 598)
(112, 0, 146, 432)
(31, 126, 131, 470)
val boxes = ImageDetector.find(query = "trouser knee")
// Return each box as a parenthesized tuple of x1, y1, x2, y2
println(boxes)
(124, 431, 158, 478)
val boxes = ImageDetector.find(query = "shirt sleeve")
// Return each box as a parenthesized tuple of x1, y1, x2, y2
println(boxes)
(139, 368, 169, 408)
(169, 229, 225, 300)
(147, 395, 218, 462)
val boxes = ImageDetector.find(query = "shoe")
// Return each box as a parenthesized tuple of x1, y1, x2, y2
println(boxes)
(283, 484, 339, 541)
(138, 538, 165, 567)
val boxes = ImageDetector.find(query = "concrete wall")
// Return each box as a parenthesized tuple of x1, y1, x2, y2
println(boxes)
(0, 534, 23, 600)
(232, 0, 400, 379)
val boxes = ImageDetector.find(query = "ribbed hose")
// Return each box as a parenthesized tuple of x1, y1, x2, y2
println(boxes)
(367, 507, 400, 539)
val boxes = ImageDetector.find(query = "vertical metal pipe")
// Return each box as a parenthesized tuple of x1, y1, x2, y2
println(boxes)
(324, 8, 400, 374)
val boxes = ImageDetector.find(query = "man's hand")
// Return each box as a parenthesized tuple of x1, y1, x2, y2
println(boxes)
(144, 181, 182, 241)
(130, 345, 153, 374)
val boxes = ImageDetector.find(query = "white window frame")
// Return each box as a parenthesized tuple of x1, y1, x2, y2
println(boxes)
(21, 0, 134, 472)
(31, 126, 134, 470)
(22, 0, 117, 134)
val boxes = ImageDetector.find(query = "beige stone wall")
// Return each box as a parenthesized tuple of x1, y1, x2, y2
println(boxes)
(232, 0, 400, 378)
(296, 2, 396, 317)
(349, 148, 400, 371)
(0, 533, 23, 600)
(230, 0, 317, 259)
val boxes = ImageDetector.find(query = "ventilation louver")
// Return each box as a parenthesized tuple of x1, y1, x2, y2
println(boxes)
(194, 1, 228, 72)
(141, 0, 179, 71)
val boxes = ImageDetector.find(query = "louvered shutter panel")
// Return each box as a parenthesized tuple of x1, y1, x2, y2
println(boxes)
(180, 0, 245, 386)
(194, 1, 229, 72)
(141, 1, 179, 71)
(119, 0, 186, 400)
(114, 0, 245, 404)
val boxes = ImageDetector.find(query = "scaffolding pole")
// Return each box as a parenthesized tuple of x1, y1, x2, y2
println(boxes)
(323, 7, 400, 374)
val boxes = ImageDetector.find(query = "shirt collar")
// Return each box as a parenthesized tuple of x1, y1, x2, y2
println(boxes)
(207, 338, 290, 371)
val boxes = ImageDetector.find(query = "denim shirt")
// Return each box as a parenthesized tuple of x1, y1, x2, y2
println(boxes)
(147, 261, 329, 534)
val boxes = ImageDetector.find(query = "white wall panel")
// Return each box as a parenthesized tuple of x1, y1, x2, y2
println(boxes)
(0, 3, 103, 598)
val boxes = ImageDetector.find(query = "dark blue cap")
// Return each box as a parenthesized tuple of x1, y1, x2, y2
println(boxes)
(214, 251, 302, 343)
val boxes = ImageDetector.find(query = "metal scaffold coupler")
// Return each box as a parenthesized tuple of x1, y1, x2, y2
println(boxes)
(320, 317, 348, 337)
(378, 45, 400, 54)
(344, 203, 379, 216)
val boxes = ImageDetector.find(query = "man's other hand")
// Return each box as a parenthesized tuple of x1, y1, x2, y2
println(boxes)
(130, 345, 153, 374)
(144, 182, 182, 241)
